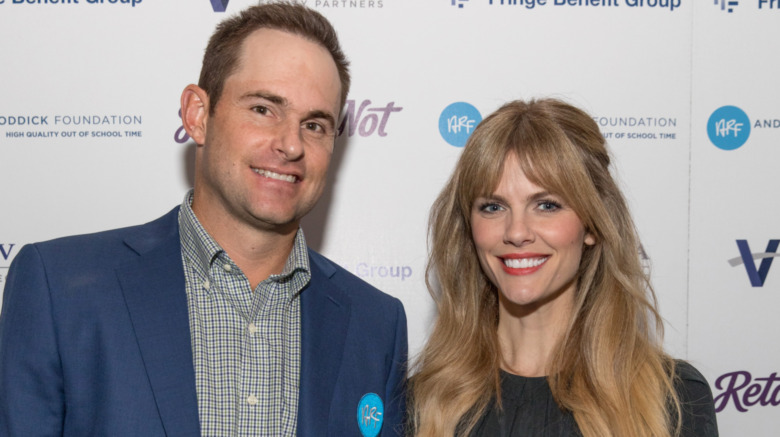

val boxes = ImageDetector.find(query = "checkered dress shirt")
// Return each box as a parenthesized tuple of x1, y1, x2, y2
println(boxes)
(179, 192, 307, 436)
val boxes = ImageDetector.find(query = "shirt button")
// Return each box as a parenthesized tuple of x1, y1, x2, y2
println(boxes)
(202, 279, 210, 290)
(248, 323, 258, 335)
(222, 264, 232, 272)
(247, 394, 258, 405)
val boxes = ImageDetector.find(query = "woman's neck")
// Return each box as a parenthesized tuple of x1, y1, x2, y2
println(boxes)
(496, 291, 575, 377)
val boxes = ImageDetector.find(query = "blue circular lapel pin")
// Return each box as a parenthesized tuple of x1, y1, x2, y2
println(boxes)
(357, 393, 384, 437)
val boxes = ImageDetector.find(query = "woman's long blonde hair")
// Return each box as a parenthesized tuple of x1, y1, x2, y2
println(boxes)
(409, 99, 681, 437)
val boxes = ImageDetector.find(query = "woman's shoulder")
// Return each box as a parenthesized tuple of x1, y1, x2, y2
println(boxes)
(673, 360, 720, 437)
(674, 361, 714, 401)
(675, 361, 708, 382)
(675, 360, 709, 384)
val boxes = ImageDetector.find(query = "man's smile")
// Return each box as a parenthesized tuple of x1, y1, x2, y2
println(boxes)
(251, 167, 299, 183)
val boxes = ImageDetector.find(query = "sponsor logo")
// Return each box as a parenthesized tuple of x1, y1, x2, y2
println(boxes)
(340, 262, 413, 281)
(353, 263, 413, 281)
(174, 109, 190, 144)
(638, 243, 651, 274)
(728, 239, 780, 287)
(714, 371, 780, 413)
(209, 0, 229, 12)
(439, 102, 481, 148)
(311, 0, 384, 8)
(707, 106, 750, 150)
(174, 100, 403, 144)
(0, 244, 15, 263)
(593, 115, 679, 141)
(486, 0, 557, 8)
(357, 393, 384, 437)
(759, 0, 780, 8)
(714, 0, 738, 12)
(0, 0, 142, 7)
(753, 118, 780, 129)
(453, 0, 680, 11)
(1, 114, 143, 140)
(338, 100, 403, 138)
(1, 244, 17, 283)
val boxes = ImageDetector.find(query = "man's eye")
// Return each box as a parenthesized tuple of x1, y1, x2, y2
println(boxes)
(304, 122, 323, 132)
(252, 106, 269, 115)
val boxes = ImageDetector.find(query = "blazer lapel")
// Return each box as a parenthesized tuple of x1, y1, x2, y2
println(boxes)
(298, 251, 352, 435)
(116, 209, 200, 437)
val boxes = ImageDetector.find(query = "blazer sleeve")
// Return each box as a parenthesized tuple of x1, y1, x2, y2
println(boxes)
(0, 244, 65, 436)
(383, 300, 408, 437)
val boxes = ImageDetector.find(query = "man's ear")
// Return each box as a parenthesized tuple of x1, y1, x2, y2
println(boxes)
(180, 84, 210, 145)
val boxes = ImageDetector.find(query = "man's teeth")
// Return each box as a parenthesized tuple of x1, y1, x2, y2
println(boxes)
(503, 257, 546, 269)
(253, 168, 296, 183)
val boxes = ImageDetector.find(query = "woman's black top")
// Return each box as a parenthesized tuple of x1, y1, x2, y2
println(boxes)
(469, 361, 719, 436)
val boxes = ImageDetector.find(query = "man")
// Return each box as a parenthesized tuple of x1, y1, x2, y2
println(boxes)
(0, 3, 407, 436)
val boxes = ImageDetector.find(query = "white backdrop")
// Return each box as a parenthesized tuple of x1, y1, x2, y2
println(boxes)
(1, 0, 778, 434)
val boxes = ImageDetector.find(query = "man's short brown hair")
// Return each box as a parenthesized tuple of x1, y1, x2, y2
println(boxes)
(198, 1, 350, 114)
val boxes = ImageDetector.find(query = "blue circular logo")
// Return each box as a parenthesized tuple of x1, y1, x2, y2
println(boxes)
(707, 105, 750, 150)
(439, 102, 482, 148)
(356, 393, 384, 437)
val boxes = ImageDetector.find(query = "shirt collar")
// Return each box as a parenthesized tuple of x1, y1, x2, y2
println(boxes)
(178, 190, 310, 288)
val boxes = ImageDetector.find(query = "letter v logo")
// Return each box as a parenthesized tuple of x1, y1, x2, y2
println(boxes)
(729, 240, 780, 287)
(209, 0, 229, 12)
(0, 244, 15, 262)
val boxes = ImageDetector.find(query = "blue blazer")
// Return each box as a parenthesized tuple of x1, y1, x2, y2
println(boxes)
(0, 208, 407, 436)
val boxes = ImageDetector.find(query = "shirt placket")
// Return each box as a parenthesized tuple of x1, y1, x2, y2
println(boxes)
(210, 257, 260, 437)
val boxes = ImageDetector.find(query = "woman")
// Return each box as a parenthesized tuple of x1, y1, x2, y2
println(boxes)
(409, 99, 718, 436)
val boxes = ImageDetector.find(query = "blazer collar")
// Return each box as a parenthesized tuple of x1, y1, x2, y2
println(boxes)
(116, 207, 201, 436)
(297, 250, 352, 435)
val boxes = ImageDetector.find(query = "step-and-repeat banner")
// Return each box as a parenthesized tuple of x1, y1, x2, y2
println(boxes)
(1, 0, 777, 434)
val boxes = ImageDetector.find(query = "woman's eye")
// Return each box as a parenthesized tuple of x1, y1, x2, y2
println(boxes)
(480, 203, 503, 213)
(538, 201, 561, 212)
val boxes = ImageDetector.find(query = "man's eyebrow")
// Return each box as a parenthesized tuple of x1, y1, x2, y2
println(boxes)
(240, 91, 337, 128)
(240, 91, 287, 106)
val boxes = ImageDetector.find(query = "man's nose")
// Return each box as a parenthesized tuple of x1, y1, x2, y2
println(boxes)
(274, 121, 304, 161)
